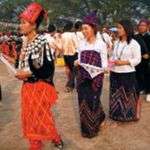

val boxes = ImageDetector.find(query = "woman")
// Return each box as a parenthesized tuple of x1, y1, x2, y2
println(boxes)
(109, 20, 141, 122)
(15, 3, 63, 150)
(134, 20, 149, 95)
(134, 20, 150, 102)
(75, 11, 107, 138)
(61, 21, 77, 92)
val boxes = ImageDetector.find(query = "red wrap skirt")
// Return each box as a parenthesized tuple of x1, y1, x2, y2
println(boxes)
(21, 81, 60, 141)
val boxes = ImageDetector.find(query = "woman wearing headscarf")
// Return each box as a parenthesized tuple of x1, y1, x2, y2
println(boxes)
(75, 11, 107, 138)
(15, 2, 63, 150)
(109, 20, 141, 122)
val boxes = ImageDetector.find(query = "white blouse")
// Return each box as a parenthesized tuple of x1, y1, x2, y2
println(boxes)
(73, 31, 84, 48)
(61, 32, 77, 56)
(110, 39, 141, 73)
(77, 38, 108, 68)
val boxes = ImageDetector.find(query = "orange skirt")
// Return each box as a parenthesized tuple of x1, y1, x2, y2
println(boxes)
(21, 81, 60, 141)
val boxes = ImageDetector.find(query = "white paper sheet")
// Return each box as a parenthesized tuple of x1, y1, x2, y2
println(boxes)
(0, 53, 17, 74)
(80, 63, 104, 78)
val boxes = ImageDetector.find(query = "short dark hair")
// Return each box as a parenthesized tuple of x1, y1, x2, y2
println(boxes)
(74, 21, 82, 30)
(63, 21, 73, 32)
(118, 20, 134, 44)
(48, 24, 56, 33)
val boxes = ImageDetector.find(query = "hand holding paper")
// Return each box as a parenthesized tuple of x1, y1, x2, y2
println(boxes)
(0, 53, 17, 74)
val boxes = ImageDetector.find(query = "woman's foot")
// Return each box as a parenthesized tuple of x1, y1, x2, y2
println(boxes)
(146, 94, 150, 102)
(52, 140, 64, 150)
(139, 90, 145, 95)
(65, 87, 73, 93)
(101, 120, 119, 128)
(82, 132, 98, 139)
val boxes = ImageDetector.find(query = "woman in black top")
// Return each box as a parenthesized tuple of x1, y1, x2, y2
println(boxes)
(134, 19, 150, 102)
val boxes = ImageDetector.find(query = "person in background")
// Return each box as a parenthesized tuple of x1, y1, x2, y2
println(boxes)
(44, 23, 58, 84)
(109, 20, 141, 122)
(109, 27, 118, 45)
(73, 21, 84, 47)
(101, 26, 113, 51)
(134, 19, 150, 102)
(45, 23, 57, 59)
(134, 20, 149, 96)
(61, 21, 77, 92)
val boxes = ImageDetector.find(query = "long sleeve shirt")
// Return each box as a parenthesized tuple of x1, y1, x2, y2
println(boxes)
(110, 39, 141, 73)
(61, 32, 77, 56)
(77, 38, 108, 69)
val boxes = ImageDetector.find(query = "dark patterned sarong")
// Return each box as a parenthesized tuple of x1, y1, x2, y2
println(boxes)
(109, 72, 141, 122)
(77, 51, 105, 138)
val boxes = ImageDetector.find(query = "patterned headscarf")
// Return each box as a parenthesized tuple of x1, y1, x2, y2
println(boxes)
(83, 10, 98, 27)
(19, 2, 47, 24)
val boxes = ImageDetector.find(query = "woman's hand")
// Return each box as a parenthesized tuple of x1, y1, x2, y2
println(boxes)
(114, 60, 130, 66)
(19, 52, 25, 61)
(143, 54, 149, 59)
(15, 70, 31, 80)
(2, 54, 16, 64)
(103, 68, 109, 74)
(74, 60, 80, 67)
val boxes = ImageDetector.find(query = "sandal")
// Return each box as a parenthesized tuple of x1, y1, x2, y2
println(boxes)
(52, 140, 64, 150)
(65, 87, 73, 93)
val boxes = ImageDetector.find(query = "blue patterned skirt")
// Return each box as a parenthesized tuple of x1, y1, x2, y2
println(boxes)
(109, 71, 140, 122)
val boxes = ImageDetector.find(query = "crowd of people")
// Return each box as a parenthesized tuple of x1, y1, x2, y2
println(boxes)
(0, 2, 150, 150)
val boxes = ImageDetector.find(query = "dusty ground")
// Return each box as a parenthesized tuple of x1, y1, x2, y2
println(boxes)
(0, 62, 150, 150)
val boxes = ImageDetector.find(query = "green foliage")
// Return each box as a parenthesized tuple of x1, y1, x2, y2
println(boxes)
(0, 0, 149, 26)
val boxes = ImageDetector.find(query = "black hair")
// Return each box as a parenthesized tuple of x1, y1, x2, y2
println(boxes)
(74, 21, 82, 30)
(118, 20, 134, 44)
(63, 21, 73, 32)
(48, 24, 56, 33)
(35, 10, 45, 29)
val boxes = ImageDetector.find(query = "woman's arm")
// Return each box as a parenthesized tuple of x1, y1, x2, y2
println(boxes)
(2, 54, 16, 64)
(15, 70, 32, 80)
(115, 40, 141, 67)
(100, 42, 108, 69)
(128, 41, 141, 67)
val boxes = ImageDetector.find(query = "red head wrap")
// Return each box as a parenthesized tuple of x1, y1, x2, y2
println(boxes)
(19, 2, 47, 24)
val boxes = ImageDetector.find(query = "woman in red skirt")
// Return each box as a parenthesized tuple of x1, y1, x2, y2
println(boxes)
(15, 2, 63, 150)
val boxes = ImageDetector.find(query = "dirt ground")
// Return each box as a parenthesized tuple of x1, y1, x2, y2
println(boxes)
(0, 62, 150, 150)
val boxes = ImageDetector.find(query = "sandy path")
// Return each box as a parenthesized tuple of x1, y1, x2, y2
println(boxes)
(0, 63, 150, 150)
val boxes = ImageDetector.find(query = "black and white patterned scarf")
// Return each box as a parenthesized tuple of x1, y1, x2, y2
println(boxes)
(19, 34, 52, 71)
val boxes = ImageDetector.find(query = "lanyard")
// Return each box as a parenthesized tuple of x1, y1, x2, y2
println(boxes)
(115, 41, 127, 60)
